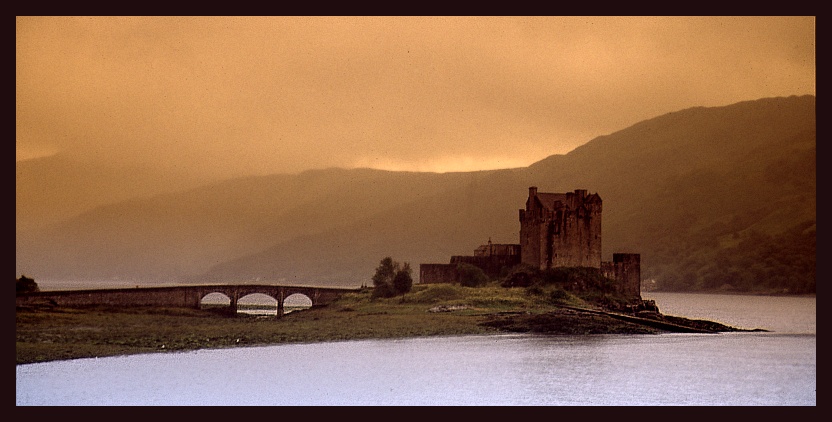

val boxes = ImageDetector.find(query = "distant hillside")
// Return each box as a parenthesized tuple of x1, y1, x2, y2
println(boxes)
(16, 153, 213, 232)
(16, 95, 816, 293)
(16, 167, 489, 281)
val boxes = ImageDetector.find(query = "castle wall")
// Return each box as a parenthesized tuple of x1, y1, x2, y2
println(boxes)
(612, 253, 641, 299)
(520, 188, 602, 270)
(601, 261, 615, 280)
(420, 187, 640, 302)
(419, 264, 459, 284)
(420, 243, 521, 284)
(474, 243, 520, 257)
(601, 254, 641, 299)
(451, 254, 521, 279)
(519, 190, 543, 269)
(550, 204, 602, 268)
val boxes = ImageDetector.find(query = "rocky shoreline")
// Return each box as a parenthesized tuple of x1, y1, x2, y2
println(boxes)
(480, 306, 763, 335)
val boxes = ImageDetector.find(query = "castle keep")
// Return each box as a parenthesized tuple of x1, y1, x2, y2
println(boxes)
(520, 187, 602, 269)
(419, 187, 641, 299)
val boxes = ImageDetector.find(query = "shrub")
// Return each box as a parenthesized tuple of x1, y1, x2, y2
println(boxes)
(16, 275, 39, 295)
(371, 257, 413, 298)
(501, 264, 542, 288)
(537, 266, 610, 292)
(372, 282, 396, 299)
(392, 263, 413, 295)
(457, 263, 489, 287)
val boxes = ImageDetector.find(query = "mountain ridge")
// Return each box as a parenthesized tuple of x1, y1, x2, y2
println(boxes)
(16, 95, 816, 293)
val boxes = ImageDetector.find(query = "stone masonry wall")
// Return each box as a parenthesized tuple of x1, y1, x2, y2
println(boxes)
(612, 253, 641, 299)
(451, 254, 521, 279)
(602, 253, 642, 299)
(419, 264, 460, 284)
(420, 187, 640, 301)
(519, 188, 602, 270)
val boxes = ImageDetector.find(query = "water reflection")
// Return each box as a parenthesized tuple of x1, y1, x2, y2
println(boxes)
(16, 293, 816, 406)
(16, 332, 815, 406)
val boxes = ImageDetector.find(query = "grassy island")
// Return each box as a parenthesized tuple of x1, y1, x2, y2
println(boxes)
(16, 281, 753, 365)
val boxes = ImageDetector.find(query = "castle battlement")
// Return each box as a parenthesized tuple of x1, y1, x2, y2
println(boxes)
(419, 187, 641, 300)
(519, 187, 602, 270)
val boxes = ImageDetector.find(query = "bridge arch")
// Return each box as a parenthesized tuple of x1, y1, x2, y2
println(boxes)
(200, 292, 231, 309)
(238, 293, 279, 316)
(283, 293, 312, 314)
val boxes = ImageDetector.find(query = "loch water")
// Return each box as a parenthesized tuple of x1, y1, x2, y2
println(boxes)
(16, 292, 816, 406)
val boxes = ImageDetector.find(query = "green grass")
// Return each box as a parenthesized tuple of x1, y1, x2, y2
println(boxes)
(16, 283, 721, 365)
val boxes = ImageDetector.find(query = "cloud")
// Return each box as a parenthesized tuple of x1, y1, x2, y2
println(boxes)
(16, 16, 815, 177)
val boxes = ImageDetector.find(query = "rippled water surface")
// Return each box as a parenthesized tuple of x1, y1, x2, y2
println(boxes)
(16, 293, 815, 406)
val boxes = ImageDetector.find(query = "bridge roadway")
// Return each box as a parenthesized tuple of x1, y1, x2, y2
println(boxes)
(15, 284, 362, 317)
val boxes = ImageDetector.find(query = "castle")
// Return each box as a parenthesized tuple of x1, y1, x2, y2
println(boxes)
(419, 187, 641, 299)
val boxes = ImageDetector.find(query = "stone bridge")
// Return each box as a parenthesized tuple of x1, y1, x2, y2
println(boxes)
(15, 284, 361, 317)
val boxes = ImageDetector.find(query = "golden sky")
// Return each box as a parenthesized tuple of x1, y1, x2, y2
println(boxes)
(16, 16, 815, 177)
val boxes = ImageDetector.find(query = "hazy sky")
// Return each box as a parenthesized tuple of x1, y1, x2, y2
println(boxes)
(16, 16, 815, 177)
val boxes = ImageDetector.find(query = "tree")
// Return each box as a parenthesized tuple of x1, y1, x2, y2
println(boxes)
(392, 262, 413, 295)
(372, 257, 397, 298)
(16, 275, 39, 294)
(372, 257, 413, 298)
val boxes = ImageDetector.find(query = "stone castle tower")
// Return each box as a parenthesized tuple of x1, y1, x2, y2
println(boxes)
(420, 186, 640, 301)
(519, 187, 602, 270)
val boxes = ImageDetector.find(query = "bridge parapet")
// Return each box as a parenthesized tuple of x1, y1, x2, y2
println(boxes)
(16, 284, 361, 316)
